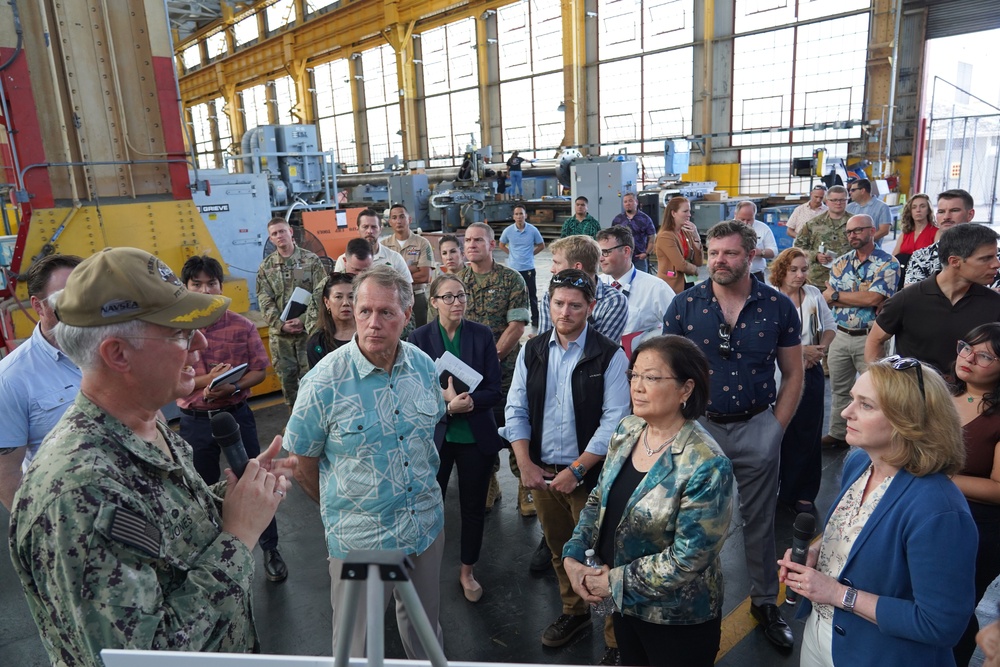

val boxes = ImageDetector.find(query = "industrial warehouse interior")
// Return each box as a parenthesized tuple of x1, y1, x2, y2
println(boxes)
(2, 0, 1000, 666)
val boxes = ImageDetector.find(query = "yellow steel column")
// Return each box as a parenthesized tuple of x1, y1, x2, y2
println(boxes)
(863, 0, 899, 177)
(385, 20, 419, 162)
(476, 16, 491, 150)
(560, 0, 586, 148)
(702, 0, 714, 164)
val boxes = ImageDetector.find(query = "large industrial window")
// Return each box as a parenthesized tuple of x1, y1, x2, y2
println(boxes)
(307, 0, 338, 13)
(181, 44, 201, 72)
(362, 44, 403, 168)
(241, 84, 269, 131)
(421, 19, 481, 167)
(265, 0, 296, 32)
(214, 96, 233, 162)
(205, 31, 227, 61)
(314, 59, 358, 172)
(273, 76, 297, 125)
(234, 14, 259, 47)
(595, 0, 694, 182)
(190, 102, 216, 169)
(496, 0, 564, 160)
(732, 0, 870, 192)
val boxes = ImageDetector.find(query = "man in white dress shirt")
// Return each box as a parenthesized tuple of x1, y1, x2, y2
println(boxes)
(735, 200, 778, 282)
(595, 226, 675, 351)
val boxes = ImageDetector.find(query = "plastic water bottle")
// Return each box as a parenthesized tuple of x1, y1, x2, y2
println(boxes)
(818, 242, 833, 268)
(584, 549, 616, 617)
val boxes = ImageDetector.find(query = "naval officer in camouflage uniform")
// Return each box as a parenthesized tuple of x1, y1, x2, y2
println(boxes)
(792, 185, 853, 288)
(9, 247, 295, 667)
(256, 217, 327, 408)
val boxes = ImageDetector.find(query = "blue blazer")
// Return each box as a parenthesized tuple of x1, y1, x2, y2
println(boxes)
(799, 448, 977, 666)
(408, 319, 504, 456)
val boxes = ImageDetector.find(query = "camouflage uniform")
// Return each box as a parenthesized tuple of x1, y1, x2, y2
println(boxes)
(256, 245, 327, 407)
(9, 395, 257, 667)
(793, 211, 852, 288)
(383, 232, 435, 328)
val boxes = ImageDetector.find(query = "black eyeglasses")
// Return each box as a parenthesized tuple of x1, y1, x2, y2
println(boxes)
(719, 323, 732, 360)
(433, 292, 468, 304)
(849, 188, 862, 193)
(884, 355, 925, 399)
(845, 226, 874, 235)
(600, 244, 626, 257)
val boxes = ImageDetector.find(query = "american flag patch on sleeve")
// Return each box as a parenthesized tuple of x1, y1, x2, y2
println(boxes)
(109, 507, 161, 557)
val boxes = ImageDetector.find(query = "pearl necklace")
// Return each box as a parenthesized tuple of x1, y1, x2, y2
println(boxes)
(643, 427, 680, 456)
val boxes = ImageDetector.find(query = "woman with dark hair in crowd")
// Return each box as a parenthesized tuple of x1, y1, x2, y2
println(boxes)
(655, 197, 702, 293)
(410, 274, 503, 603)
(563, 335, 734, 667)
(780, 357, 976, 667)
(770, 247, 836, 515)
(891, 193, 936, 282)
(306, 272, 356, 368)
(950, 323, 1000, 665)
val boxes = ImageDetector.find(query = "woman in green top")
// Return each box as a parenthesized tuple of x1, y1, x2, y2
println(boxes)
(409, 276, 504, 603)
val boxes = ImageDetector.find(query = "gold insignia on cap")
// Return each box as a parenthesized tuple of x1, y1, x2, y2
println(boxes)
(170, 296, 227, 323)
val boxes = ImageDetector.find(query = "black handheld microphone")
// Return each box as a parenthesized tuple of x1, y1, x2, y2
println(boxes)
(210, 412, 249, 479)
(785, 512, 816, 605)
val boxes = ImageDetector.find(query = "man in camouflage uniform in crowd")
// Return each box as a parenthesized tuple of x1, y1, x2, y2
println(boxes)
(793, 184, 853, 288)
(9, 247, 293, 667)
(256, 217, 327, 408)
(457, 222, 531, 513)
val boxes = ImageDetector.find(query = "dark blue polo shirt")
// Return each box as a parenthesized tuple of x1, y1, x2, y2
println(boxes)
(663, 277, 801, 414)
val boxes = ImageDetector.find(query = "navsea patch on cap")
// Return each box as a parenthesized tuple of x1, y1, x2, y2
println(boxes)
(55, 247, 230, 329)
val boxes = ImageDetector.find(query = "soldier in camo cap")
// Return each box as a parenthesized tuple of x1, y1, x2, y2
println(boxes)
(9, 247, 296, 667)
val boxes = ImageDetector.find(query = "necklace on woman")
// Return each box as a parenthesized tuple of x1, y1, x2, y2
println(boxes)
(643, 427, 679, 456)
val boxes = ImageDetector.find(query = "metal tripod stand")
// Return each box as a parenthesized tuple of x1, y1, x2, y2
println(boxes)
(332, 550, 448, 667)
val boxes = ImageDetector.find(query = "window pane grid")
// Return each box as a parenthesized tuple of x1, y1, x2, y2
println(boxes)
(234, 15, 259, 47)
(265, 0, 296, 32)
(241, 84, 269, 131)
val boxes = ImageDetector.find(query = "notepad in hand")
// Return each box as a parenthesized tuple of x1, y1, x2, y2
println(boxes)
(209, 363, 249, 390)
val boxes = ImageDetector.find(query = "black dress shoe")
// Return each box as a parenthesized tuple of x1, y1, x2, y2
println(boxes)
(529, 535, 552, 573)
(265, 549, 288, 582)
(541, 611, 591, 647)
(750, 602, 793, 649)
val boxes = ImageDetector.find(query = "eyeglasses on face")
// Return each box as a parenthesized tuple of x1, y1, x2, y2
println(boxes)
(827, 198, 848, 204)
(845, 226, 874, 235)
(120, 329, 200, 350)
(884, 355, 925, 399)
(600, 244, 627, 257)
(719, 323, 732, 360)
(957, 340, 998, 367)
(626, 371, 679, 385)
(849, 188, 862, 193)
(433, 292, 468, 305)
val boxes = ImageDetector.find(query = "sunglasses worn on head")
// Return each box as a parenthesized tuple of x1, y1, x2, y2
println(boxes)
(551, 274, 595, 298)
(884, 355, 925, 399)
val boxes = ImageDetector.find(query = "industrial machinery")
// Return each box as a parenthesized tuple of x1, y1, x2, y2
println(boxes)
(240, 124, 338, 210)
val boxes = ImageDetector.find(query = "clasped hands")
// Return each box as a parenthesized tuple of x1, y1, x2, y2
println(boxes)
(564, 557, 612, 605)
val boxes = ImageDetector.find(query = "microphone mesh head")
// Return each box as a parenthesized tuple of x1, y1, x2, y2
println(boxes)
(210, 411, 239, 439)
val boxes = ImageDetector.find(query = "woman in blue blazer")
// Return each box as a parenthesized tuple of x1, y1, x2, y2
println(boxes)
(410, 275, 503, 603)
(779, 356, 978, 667)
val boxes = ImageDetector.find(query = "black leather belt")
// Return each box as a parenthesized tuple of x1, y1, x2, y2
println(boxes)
(705, 404, 769, 425)
(179, 402, 246, 420)
(836, 325, 870, 337)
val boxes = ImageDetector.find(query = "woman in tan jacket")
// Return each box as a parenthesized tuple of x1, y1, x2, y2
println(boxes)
(656, 196, 703, 293)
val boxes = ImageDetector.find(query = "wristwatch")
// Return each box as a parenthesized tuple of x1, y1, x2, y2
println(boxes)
(830, 290, 840, 302)
(570, 461, 587, 483)
(842, 586, 858, 613)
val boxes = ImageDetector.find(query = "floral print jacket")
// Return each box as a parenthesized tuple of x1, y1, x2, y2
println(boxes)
(564, 415, 734, 624)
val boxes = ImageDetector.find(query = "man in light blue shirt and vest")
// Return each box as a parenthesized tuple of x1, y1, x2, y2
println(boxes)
(284, 265, 446, 660)
(502, 268, 630, 651)
(0, 253, 82, 510)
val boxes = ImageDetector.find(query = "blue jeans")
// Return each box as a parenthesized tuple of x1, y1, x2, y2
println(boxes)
(632, 257, 649, 273)
(509, 170, 523, 197)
